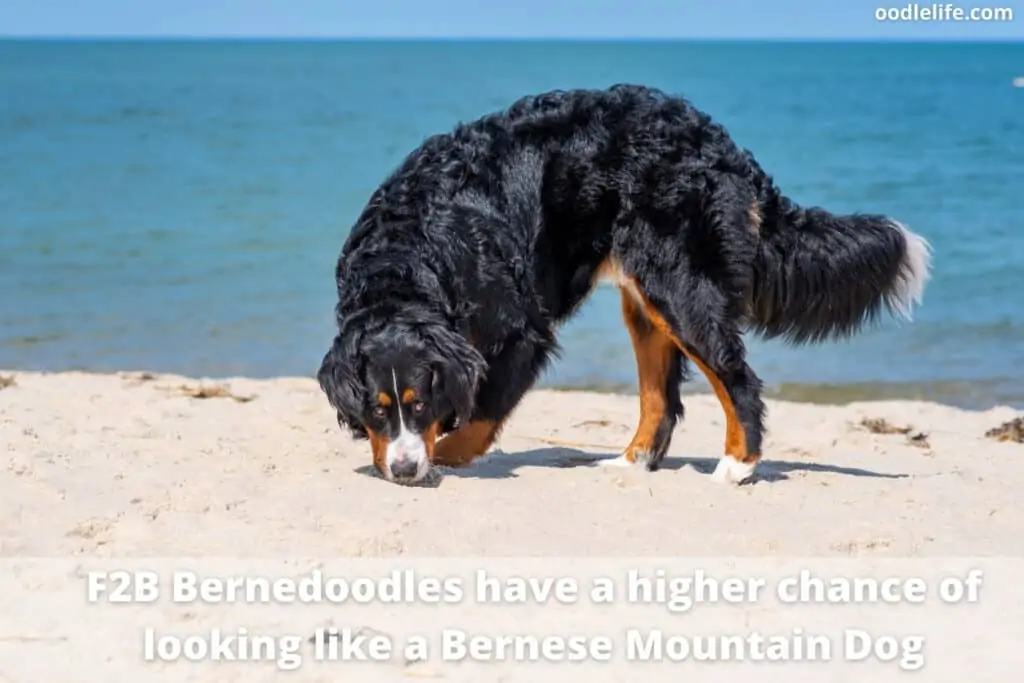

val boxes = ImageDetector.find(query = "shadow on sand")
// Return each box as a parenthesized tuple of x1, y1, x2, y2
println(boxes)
(354, 446, 909, 488)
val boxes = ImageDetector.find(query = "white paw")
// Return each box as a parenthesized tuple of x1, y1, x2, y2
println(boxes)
(711, 457, 757, 485)
(598, 455, 635, 468)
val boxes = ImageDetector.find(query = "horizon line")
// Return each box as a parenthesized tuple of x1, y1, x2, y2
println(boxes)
(0, 35, 1020, 42)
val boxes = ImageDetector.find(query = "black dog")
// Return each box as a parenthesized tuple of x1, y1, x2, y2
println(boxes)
(318, 84, 931, 485)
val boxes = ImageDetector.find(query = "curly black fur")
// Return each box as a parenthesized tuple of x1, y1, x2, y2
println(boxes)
(318, 84, 931, 478)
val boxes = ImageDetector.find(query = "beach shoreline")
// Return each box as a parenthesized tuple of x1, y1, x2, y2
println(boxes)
(543, 378, 1024, 412)
(5, 363, 1022, 412)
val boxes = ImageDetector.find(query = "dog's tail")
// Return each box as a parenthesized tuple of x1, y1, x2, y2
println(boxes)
(746, 179, 933, 345)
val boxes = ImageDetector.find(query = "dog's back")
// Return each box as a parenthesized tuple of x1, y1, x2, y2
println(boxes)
(338, 85, 765, 325)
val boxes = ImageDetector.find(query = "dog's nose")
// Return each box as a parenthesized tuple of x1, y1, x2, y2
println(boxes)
(390, 457, 418, 480)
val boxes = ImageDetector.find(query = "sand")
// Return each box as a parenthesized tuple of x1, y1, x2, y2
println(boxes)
(2, 369, 1023, 681)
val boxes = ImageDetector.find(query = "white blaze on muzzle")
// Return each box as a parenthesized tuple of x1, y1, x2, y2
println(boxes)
(383, 368, 431, 482)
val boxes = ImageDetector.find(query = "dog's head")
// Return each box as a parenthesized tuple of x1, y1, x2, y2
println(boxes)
(317, 320, 486, 484)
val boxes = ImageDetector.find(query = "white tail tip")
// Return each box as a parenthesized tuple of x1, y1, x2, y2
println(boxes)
(888, 220, 933, 320)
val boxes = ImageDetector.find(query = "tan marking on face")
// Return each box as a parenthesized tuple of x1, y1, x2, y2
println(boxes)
(367, 429, 391, 474)
(376, 392, 392, 406)
(402, 388, 417, 404)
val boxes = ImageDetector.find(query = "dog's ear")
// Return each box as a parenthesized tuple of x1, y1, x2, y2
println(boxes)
(423, 325, 487, 425)
(317, 333, 368, 439)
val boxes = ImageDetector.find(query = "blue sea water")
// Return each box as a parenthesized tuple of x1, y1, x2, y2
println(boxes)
(1, 40, 1022, 409)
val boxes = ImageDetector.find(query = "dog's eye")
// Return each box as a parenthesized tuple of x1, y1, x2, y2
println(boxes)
(411, 401, 426, 414)
(371, 405, 387, 419)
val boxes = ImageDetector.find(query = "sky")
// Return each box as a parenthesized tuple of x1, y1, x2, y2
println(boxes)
(0, 0, 1021, 39)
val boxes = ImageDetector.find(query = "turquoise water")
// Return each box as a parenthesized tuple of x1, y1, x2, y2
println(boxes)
(1, 40, 1022, 409)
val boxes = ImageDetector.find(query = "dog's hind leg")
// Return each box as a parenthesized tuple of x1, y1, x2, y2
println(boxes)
(619, 270, 766, 485)
(614, 288, 686, 470)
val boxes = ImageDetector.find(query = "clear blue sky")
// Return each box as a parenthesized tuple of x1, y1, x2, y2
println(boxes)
(0, 0, 1021, 39)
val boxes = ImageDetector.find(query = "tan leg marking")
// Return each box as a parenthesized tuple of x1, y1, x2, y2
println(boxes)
(620, 289, 676, 463)
(432, 419, 501, 467)
(627, 277, 759, 466)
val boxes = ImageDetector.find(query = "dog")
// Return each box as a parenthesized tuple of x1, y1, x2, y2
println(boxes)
(317, 84, 932, 485)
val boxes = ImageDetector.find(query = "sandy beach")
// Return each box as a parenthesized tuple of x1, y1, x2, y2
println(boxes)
(2, 369, 1023, 682)
(3, 369, 1022, 557)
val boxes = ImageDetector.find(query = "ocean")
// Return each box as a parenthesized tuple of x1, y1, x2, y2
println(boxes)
(1, 40, 1022, 409)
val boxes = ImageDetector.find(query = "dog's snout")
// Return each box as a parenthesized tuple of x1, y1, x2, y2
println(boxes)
(390, 456, 418, 480)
